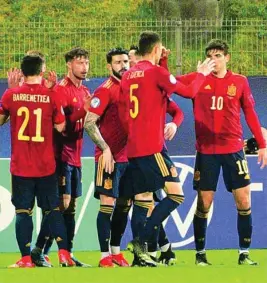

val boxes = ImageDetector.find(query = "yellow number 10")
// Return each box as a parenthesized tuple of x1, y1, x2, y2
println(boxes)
(17, 107, 44, 142)
(130, 84, 139, 119)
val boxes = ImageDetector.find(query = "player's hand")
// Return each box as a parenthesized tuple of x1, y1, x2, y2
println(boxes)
(161, 46, 171, 59)
(197, 58, 215, 76)
(164, 122, 177, 141)
(257, 148, 267, 169)
(44, 71, 57, 89)
(7, 68, 23, 88)
(102, 147, 115, 174)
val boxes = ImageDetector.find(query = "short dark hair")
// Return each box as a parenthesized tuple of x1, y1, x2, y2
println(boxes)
(138, 32, 161, 56)
(205, 39, 229, 56)
(26, 50, 45, 60)
(129, 45, 141, 56)
(106, 47, 128, 64)
(21, 55, 44, 77)
(65, 47, 89, 63)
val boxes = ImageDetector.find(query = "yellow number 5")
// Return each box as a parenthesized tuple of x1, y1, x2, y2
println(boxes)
(130, 84, 139, 119)
(17, 107, 44, 142)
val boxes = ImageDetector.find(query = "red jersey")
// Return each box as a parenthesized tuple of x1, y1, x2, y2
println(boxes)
(88, 76, 128, 162)
(120, 60, 205, 158)
(54, 77, 90, 167)
(0, 83, 65, 177)
(177, 71, 265, 154)
(167, 98, 184, 127)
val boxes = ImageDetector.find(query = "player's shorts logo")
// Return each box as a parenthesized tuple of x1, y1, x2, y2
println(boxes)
(194, 170, 200, 181)
(104, 178, 112, 190)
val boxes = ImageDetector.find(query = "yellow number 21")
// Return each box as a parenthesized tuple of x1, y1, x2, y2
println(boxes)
(17, 107, 44, 142)
(130, 84, 139, 119)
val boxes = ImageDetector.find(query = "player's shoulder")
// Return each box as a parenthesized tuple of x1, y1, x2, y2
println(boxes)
(102, 77, 115, 89)
(229, 71, 247, 81)
(80, 84, 90, 93)
(58, 78, 70, 87)
(94, 78, 114, 94)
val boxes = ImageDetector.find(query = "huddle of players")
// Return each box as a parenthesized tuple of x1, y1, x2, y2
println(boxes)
(1, 31, 266, 268)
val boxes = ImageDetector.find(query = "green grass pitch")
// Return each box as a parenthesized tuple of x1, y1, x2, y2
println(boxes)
(0, 250, 266, 283)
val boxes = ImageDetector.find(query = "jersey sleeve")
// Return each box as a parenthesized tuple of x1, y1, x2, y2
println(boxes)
(159, 56, 169, 71)
(166, 98, 184, 127)
(0, 89, 11, 115)
(176, 72, 198, 85)
(241, 77, 265, 148)
(240, 77, 255, 109)
(157, 67, 205, 98)
(51, 90, 65, 124)
(87, 86, 111, 117)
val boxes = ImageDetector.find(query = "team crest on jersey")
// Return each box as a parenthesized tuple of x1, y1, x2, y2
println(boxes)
(104, 178, 112, 190)
(90, 97, 100, 108)
(194, 171, 200, 181)
(170, 166, 178, 177)
(227, 84, 236, 96)
(169, 74, 177, 84)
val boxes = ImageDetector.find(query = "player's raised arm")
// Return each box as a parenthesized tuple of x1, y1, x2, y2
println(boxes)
(157, 58, 214, 99)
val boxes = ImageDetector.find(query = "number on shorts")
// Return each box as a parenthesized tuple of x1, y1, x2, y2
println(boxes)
(236, 160, 249, 175)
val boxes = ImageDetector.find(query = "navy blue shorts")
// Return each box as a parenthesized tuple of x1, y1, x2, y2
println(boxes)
(193, 150, 251, 192)
(94, 161, 128, 199)
(11, 173, 60, 211)
(120, 148, 180, 198)
(57, 161, 82, 198)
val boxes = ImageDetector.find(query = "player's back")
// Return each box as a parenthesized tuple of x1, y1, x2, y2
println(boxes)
(6, 83, 58, 177)
(121, 60, 168, 158)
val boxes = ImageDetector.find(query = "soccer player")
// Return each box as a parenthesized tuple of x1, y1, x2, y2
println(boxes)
(128, 45, 142, 68)
(0, 55, 74, 268)
(84, 47, 131, 268)
(119, 31, 215, 267)
(176, 39, 267, 266)
(32, 47, 91, 267)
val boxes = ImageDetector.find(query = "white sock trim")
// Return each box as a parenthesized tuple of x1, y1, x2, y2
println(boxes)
(101, 252, 110, 259)
(111, 246, 120, 255)
(160, 243, 170, 252)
